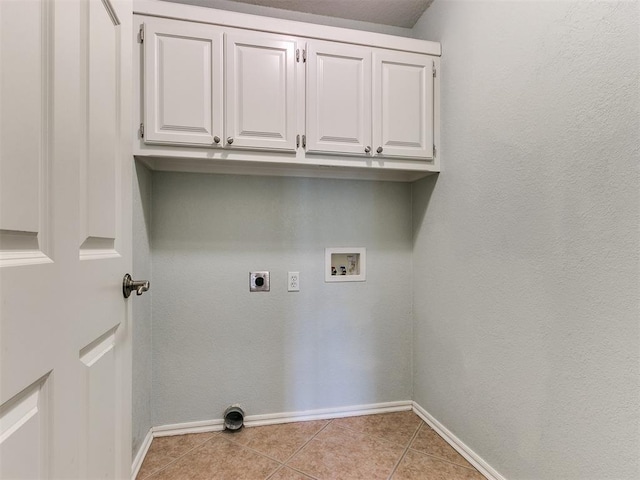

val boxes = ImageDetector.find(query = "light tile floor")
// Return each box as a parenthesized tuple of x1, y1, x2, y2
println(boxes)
(136, 411, 486, 480)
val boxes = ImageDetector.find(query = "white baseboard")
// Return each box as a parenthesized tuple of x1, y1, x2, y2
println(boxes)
(131, 428, 153, 480)
(244, 400, 412, 427)
(412, 402, 506, 480)
(151, 400, 412, 437)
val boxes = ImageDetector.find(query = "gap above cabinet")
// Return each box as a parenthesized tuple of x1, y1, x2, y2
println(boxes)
(133, 0, 441, 182)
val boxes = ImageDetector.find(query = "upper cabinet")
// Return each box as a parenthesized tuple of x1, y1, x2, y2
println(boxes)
(225, 32, 299, 151)
(373, 50, 434, 160)
(306, 41, 371, 155)
(142, 18, 299, 151)
(134, 1, 441, 181)
(143, 18, 223, 146)
(306, 43, 435, 161)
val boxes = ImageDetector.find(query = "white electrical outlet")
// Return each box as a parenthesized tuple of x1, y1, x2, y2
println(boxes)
(288, 272, 300, 292)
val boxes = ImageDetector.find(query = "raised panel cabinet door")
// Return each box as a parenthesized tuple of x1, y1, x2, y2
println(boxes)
(225, 32, 297, 151)
(373, 50, 434, 159)
(143, 18, 223, 146)
(306, 41, 372, 155)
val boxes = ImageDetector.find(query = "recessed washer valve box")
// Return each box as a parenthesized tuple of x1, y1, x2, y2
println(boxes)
(250, 271, 270, 292)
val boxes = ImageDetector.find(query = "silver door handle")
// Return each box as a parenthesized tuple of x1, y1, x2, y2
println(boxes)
(364, 146, 371, 153)
(376, 146, 383, 154)
(123, 273, 150, 298)
(213, 136, 220, 144)
(227, 137, 234, 145)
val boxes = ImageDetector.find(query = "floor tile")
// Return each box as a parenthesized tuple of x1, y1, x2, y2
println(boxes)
(269, 466, 316, 480)
(410, 424, 473, 469)
(136, 432, 216, 479)
(287, 423, 404, 480)
(146, 436, 280, 480)
(392, 450, 485, 480)
(331, 410, 423, 447)
(221, 420, 328, 462)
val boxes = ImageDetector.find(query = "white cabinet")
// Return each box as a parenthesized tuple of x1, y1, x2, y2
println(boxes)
(143, 18, 223, 146)
(307, 43, 435, 160)
(142, 19, 298, 151)
(134, 3, 441, 181)
(373, 50, 434, 160)
(306, 41, 371, 155)
(225, 32, 299, 151)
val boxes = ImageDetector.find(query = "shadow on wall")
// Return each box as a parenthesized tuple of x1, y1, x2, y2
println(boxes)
(412, 173, 438, 247)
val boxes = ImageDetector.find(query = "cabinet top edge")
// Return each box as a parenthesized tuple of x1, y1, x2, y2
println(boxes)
(133, 0, 442, 56)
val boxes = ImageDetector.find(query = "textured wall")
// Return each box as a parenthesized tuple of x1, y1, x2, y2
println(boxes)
(159, 0, 414, 37)
(150, 173, 413, 426)
(132, 162, 153, 456)
(412, 1, 640, 479)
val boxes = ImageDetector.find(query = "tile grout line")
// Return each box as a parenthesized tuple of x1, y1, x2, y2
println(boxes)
(138, 432, 220, 480)
(386, 421, 423, 480)
(329, 414, 423, 450)
(222, 434, 287, 465)
(275, 420, 334, 480)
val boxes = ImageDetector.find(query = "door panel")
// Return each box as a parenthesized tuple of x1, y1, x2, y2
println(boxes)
(0, 0, 52, 266)
(0, 376, 50, 480)
(80, 0, 120, 257)
(306, 41, 371, 155)
(225, 32, 297, 151)
(143, 18, 223, 146)
(0, 0, 133, 479)
(373, 50, 433, 159)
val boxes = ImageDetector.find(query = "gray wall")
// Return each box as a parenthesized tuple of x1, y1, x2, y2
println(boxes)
(160, 0, 414, 37)
(132, 162, 153, 456)
(150, 174, 413, 426)
(411, 1, 640, 479)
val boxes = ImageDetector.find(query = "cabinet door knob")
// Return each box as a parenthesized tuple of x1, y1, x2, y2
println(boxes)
(376, 146, 383, 154)
(364, 146, 371, 153)
(213, 135, 220, 144)
(227, 137, 234, 145)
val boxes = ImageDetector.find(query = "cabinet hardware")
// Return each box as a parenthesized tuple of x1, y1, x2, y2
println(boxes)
(296, 134, 300, 148)
(432, 61, 436, 78)
(296, 49, 299, 62)
(139, 123, 144, 138)
(376, 146, 383, 154)
(364, 146, 371, 153)
(302, 49, 306, 62)
(302, 134, 306, 148)
(227, 136, 234, 145)
(213, 135, 220, 144)
(139, 25, 144, 43)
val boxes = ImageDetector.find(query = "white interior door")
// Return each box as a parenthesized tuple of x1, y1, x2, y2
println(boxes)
(143, 17, 223, 147)
(372, 50, 434, 159)
(306, 41, 371, 155)
(0, 0, 133, 478)
(225, 31, 298, 151)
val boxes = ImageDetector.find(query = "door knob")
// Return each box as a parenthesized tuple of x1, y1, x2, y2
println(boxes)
(123, 273, 150, 298)
(213, 135, 220, 144)
(376, 146, 383, 154)
(364, 146, 371, 153)
(227, 137, 234, 145)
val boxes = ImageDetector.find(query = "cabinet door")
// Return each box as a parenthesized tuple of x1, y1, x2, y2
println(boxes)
(306, 41, 371, 155)
(373, 50, 433, 159)
(225, 32, 297, 151)
(143, 18, 223, 146)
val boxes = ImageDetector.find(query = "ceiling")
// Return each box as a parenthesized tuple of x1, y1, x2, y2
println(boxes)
(169, 0, 433, 28)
